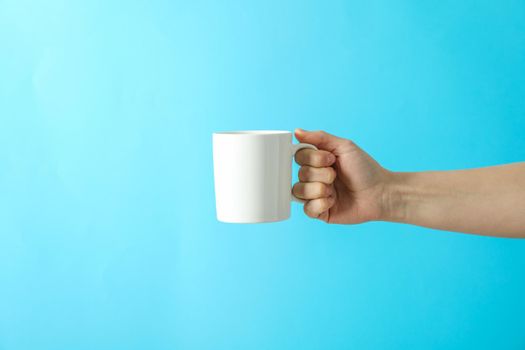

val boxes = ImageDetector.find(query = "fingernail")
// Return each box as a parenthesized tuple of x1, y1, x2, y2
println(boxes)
(328, 153, 336, 163)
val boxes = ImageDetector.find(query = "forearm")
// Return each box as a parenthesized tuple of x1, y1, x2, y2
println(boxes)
(382, 162, 525, 237)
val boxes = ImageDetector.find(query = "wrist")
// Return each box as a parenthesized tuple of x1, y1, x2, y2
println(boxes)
(379, 171, 413, 223)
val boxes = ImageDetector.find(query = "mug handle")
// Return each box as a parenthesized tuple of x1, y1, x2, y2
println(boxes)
(291, 143, 318, 204)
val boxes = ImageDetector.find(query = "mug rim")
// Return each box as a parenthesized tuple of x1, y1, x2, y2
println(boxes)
(213, 130, 291, 136)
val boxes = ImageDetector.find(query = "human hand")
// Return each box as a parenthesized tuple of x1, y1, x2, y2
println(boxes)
(293, 129, 525, 237)
(292, 129, 391, 224)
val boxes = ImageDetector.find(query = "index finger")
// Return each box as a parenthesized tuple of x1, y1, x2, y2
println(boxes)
(295, 149, 336, 167)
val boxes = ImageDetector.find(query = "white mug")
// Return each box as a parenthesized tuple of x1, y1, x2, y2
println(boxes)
(213, 130, 317, 223)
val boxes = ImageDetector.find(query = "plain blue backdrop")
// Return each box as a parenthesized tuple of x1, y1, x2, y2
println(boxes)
(1, 0, 525, 349)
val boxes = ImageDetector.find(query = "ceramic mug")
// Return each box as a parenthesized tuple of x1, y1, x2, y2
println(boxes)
(213, 130, 317, 223)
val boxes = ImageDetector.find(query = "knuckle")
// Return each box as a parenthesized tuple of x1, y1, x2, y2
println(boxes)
(314, 183, 327, 196)
(304, 203, 318, 218)
(344, 139, 356, 148)
(322, 197, 333, 209)
(316, 198, 327, 211)
(298, 166, 310, 181)
(313, 153, 325, 165)
(327, 167, 337, 182)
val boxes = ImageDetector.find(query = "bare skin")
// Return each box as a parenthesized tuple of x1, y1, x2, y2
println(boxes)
(292, 129, 525, 238)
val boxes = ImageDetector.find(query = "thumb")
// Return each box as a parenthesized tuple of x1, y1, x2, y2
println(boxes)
(295, 128, 349, 153)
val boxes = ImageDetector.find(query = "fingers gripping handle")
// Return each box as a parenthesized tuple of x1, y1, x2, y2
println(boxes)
(291, 143, 318, 204)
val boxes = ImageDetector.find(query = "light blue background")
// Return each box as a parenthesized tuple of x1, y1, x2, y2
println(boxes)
(1, 0, 525, 349)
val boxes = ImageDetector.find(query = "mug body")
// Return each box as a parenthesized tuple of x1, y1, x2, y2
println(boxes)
(213, 131, 293, 223)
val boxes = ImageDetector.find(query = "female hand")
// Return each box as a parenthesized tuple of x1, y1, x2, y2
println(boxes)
(293, 129, 391, 224)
